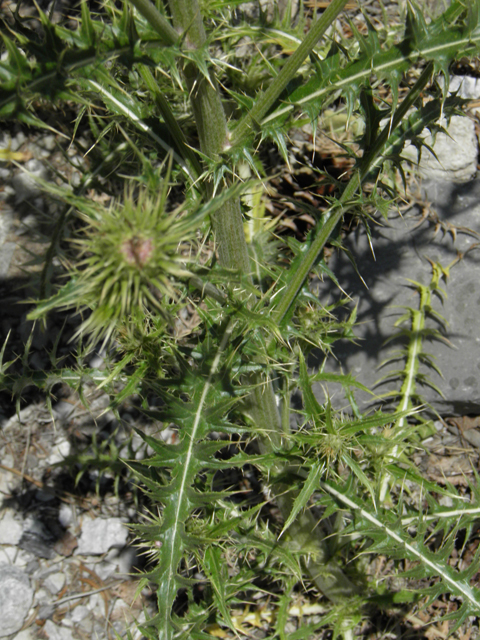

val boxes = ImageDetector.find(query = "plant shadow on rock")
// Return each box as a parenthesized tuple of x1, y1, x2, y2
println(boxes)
(308, 178, 480, 414)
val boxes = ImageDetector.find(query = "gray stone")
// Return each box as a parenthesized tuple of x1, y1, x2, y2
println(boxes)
(43, 620, 74, 640)
(403, 115, 478, 183)
(53, 400, 76, 421)
(314, 179, 480, 415)
(0, 509, 23, 545)
(14, 630, 35, 640)
(11, 158, 48, 203)
(76, 517, 128, 555)
(69, 604, 89, 623)
(0, 242, 15, 278)
(0, 565, 34, 637)
(76, 616, 94, 634)
(44, 571, 66, 595)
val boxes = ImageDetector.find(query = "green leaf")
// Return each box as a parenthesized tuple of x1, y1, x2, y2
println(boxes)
(202, 547, 236, 631)
(80, 0, 96, 46)
(278, 461, 324, 539)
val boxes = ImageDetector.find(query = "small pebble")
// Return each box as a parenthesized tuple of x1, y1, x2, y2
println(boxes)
(14, 630, 35, 640)
(43, 620, 75, 640)
(70, 605, 89, 623)
(9, 131, 26, 151)
(44, 571, 66, 595)
(46, 437, 71, 465)
(41, 134, 56, 151)
(0, 510, 23, 545)
(58, 504, 74, 528)
(76, 517, 128, 555)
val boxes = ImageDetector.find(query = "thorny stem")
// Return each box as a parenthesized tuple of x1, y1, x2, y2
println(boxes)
(165, 0, 251, 274)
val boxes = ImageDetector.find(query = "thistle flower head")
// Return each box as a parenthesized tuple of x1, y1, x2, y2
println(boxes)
(71, 183, 197, 346)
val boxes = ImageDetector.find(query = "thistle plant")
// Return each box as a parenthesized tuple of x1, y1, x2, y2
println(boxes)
(2, 0, 480, 638)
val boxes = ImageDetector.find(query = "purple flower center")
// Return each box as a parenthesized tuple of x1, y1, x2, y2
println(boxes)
(121, 236, 154, 268)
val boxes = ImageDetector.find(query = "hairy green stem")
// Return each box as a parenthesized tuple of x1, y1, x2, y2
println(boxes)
(164, 0, 251, 274)
(230, 0, 350, 148)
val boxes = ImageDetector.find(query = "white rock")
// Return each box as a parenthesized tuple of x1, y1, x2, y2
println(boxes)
(76, 517, 128, 555)
(60, 618, 73, 628)
(12, 159, 48, 203)
(0, 565, 34, 637)
(35, 587, 49, 602)
(94, 554, 119, 581)
(43, 620, 74, 640)
(438, 74, 480, 101)
(44, 572, 66, 595)
(438, 495, 454, 507)
(0, 548, 14, 564)
(88, 353, 105, 369)
(77, 617, 94, 634)
(58, 504, 74, 528)
(115, 546, 138, 576)
(86, 592, 105, 612)
(14, 630, 35, 640)
(3, 406, 36, 430)
(449, 75, 480, 100)
(404, 115, 478, 182)
(70, 605, 89, 623)
(9, 131, 26, 151)
(0, 509, 23, 545)
(41, 135, 56, 151)
(46, 436, 71, 465)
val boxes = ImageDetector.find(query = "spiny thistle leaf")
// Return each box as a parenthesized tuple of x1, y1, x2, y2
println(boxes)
(256, 0, 480, 135)
(318, 479, 480, 625)
(128, 322, 240, 640)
